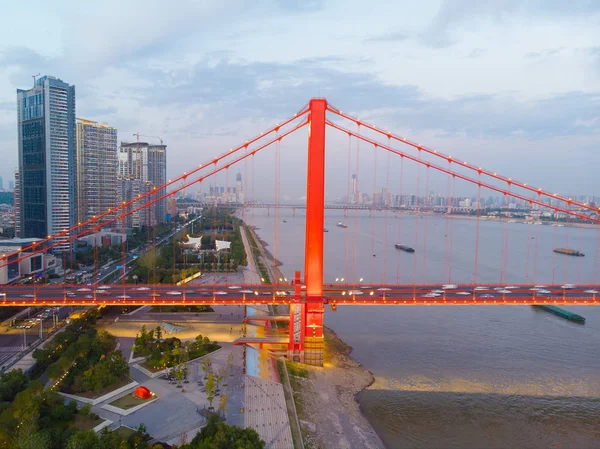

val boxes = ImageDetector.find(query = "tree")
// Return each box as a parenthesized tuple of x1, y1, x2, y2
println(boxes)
(136, 423, 147, 435)
(155, 325, 162, 341)
(201, 358, 211, 378)
(183, 415, 265, 449)
(205, 374, 216, 410)
(227, 353, 234, 377)
(173, 364, 185, 387)
(79, 403, 92, 418)
(218, 393, 228, 418)
(66, 430, 99, 449)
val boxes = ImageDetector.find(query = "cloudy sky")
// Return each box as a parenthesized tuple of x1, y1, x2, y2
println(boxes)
(0, 0, 599, 200)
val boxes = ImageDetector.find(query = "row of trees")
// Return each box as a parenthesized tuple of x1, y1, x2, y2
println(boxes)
(43, 328, 129, 395)
(133, 327, 220, 371)
(31, 309, 102, 376)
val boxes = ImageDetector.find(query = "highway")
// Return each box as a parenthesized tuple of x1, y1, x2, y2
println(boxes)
(0, 283, 599, 306)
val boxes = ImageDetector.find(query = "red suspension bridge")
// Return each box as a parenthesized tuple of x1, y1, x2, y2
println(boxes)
(1, 98, 599, 365)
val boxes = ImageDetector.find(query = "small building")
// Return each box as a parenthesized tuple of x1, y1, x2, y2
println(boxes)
(77, 230, 127, 248)
(134, 386, 152, 400)
(0, 238, 57, 284)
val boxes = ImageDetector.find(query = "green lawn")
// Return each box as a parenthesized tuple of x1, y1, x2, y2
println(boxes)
(73, 414, 104, 431)
(109, 393, 154, 410)
(71, 377, 132, 399)
(114, 426, 137, 439)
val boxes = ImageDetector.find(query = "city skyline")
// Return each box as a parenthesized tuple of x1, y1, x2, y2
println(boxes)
(0, 1, 599, 199)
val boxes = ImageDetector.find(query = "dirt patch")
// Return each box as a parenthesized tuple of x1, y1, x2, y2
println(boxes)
(289, 327, 384, 449)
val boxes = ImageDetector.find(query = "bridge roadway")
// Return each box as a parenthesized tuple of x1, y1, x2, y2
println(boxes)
(0, 283, 598, 306)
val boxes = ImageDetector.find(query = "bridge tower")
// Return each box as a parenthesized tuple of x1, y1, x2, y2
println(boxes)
(288, 98, 327, 365)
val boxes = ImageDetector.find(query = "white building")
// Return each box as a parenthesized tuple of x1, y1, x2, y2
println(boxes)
(0, 238, 57, 284)
(118, 141, 167, 224)
(76, 119, 118, 226)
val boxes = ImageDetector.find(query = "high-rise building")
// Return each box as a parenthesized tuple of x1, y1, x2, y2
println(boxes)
(116, 178, 152, 229)
(76, 119, 118, 226)
(13, 172, 21, 237)
(0, 176, 3, 190)
(17, 76, 76, 251)
(8, 180, 14, 191)
(351, 174, 358, 204)
(235, 173, 244, 203)
(118, 141, 167, 224)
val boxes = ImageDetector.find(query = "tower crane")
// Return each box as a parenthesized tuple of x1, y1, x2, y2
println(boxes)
(133, 133, 164, 145)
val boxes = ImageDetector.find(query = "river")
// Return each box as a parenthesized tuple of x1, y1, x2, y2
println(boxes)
(244, 209, 600, 449)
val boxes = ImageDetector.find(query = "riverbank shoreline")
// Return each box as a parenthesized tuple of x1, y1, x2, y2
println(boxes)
(289, 327, 385, 449)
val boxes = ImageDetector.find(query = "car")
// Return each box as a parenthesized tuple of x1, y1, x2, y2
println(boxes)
(77, 288, 92, 292)
(118, 295, 131, 299)
(423, 293, 441, 298)
(240, 290, 254, 294)
(84, 295, 93, 299)
(227, 286, 241, 290)
(262, 292, 271, 296)
(442, 284, 457, 290)
(456, 291, 471, 296)
(584, 290, 599, 294)
(561, 284, 576, 289)
(95, 290, 109, 295)
(150, 293, 161, 297)
(348, 290, 363, 295)
(214, 291, 228, 295)
(66, 292, 76, 297)
(377, 287, 391, 291)
(496, 289, 512, 294)
(21, 294, 35, 298)
(534, 285, 547, 288)
(474, 286, 489, 291)
(480, 294, 494, 298)
(431, 289, 445, 294)
(98, 285, 111, 290)
(166, 291, 182, 296)
(537, 289, 552, 294)
(136, 287, 150, 291)
(0, 292, 6, 297)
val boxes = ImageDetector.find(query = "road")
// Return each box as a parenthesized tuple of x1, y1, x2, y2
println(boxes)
(0, 283, 599, 306)
(0, 306, 72, 367)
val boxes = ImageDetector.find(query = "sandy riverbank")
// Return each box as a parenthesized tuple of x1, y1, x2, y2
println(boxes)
(290, 327, 384, 449)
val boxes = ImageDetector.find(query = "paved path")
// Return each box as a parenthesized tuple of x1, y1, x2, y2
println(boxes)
(91, 343, 245, 445)
(244, 375, 293, 449)
(240, 226, 262, 284)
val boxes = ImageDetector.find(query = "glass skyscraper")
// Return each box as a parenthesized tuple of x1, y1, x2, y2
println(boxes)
(17, 76, 76, 251)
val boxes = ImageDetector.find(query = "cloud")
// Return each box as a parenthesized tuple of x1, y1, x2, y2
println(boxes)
(365, 31, 408, 43)
(466, 48, 486, 59)
(127, 57, 600, 140)
(421, 0, 600, 48)
(526, 48, 563, 59)
(274, 0, 327, 12)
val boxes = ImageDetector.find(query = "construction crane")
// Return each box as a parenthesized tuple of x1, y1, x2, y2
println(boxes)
(133, 133, 164, 145)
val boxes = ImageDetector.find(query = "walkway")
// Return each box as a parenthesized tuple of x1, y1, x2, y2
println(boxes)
(244, 375, 294, 449)
(239, 226, 262, 284)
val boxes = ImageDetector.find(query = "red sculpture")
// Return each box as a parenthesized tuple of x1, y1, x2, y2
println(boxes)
(134, 386, 152, 400)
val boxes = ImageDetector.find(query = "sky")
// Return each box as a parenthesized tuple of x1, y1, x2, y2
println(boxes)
(0, 0, 599, 200)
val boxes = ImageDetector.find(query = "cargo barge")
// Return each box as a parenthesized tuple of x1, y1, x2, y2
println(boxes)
(554, 248, 585, 257)
(395, 243, 415, 253)
(533, 305, 585, 323)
